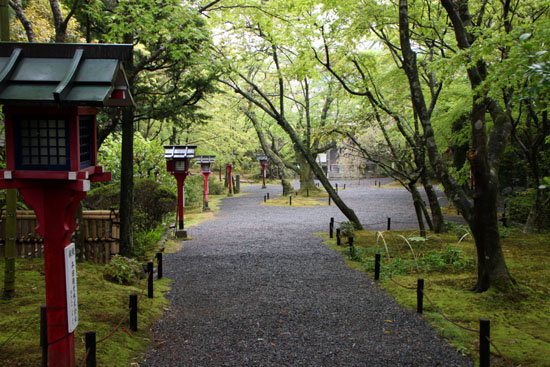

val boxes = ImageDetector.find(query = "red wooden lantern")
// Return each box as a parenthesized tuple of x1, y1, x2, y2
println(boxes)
(226, 162, 234, 197)
(0, 43, 133, 367)
(195, 155, 215, 211)
(258, 155, 268, 189)
(164, 145, 196, 238)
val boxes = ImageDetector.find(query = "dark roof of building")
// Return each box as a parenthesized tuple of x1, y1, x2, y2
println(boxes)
(0, 43, 133, 107)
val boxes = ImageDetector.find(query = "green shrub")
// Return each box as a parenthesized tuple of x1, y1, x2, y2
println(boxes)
(103, 255, 145, 285)
(507, 188, 550, 229)
(134, 179, 176, 230)
(133, 226, 165, 259)
(83, 183, 120, 210)
(84, 178, 176, 231)
(339, 221, 356, 239)
(208, 175, 224, 195)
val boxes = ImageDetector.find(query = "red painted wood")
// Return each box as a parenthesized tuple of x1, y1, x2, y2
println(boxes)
(175, 173, 188, 230)
(226, 164, 233, 193)
(261, 162, 268, 187)
(19, 183, 87, 367)
(202, 171, 211, 204)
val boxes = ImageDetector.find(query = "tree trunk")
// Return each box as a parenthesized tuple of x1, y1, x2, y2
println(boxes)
(119, 107, 134, 257)
(281, 178, 293, 196)
(469, 100, 514, 292)
(296, 151, 318, 192)
(409, 182, 427, 235)
(421, 175, 447, 233)
(524, 188, 547, 233)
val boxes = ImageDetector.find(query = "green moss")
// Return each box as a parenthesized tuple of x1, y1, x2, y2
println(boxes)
(263, 192, 329, 207)
(0, 259, 170, 367)
(320, 228, 550, 367)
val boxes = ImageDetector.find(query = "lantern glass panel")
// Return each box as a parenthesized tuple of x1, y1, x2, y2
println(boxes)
(15, 116, 70, 170)
(79, 115, 94, 169)
(174, 160, 187, 172)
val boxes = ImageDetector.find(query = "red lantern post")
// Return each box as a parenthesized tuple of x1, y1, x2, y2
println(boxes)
(0, 43, 133, 367)
(226, 163, 233, 197)
(196, 155, 215, 211)
(165, 145, 196, 238)
(258, 155, 268, 189)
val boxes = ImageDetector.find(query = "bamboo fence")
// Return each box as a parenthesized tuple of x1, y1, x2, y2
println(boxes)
(0, 210, 120, 264)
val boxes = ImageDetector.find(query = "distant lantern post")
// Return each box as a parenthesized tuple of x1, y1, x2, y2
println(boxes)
(196, 155, 215, 211)
(0, 42, 133, 367)
(258, 155, 268, 189)
(165, 145, 196, 238)
(226, 162, 233, 197)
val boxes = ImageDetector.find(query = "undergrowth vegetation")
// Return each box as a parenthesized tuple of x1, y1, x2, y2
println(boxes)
(0, 259, 170, 367)
(325, 226, 550, 366)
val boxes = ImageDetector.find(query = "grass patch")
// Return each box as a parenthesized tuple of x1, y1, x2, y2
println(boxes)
(263, 191, 329, 207)
(322, 228, 550, 367)
(0, 258, 170, 367)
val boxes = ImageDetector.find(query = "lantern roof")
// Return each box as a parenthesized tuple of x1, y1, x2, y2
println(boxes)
(195, 155, 215, 164)
(164, 145, 197, 160)
(0, 42, 133, 107)
(257, 155, 268, 161)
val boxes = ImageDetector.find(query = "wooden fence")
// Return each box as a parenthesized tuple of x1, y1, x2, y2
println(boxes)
(0, 210, 120, 264)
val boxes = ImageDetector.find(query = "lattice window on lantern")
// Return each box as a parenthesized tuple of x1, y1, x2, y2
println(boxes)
(79, 115, 93, 169)
(15, 117, 70, 170)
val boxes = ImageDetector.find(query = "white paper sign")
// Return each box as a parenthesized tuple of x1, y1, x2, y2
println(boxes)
(64, 243, 79, 333)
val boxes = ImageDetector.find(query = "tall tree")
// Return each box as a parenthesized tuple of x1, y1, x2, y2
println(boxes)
(398, 0, 515, 291)
(81, 0, 217, 255)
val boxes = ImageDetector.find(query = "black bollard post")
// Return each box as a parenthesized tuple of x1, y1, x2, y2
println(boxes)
(156, 252, 163, 280)
(348, 236, 355, 257)
(264, 195, 266, 203)
(147, 262, 154, 298)
(85, 331, 96, 367)
(289, 195, 292, 206)
(40, 305, 47, 367)
(336, 228, 341, 246)
(328, 196, 331, 206)
(335, 183, 338, 192)
(374, 179, 377, 186)
(267, 193, 270, 200)
(387, 217, 391, 231)
(417, 279, 424, 314)
(344, 183, 346, 189)
(379, 180, 381, 187)
(130, 294, 138, 331)
(374, 254, 381, 281)
(330, 217, 334, 238)
(480, 319, 490, 367)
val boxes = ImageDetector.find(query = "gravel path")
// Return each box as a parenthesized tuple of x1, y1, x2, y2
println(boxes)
(141, 180, 472, 366)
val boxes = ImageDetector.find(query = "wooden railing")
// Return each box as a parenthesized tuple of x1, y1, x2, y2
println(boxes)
(0, 210, 120, 264)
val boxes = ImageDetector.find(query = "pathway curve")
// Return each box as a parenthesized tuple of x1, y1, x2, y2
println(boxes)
(142, 181, 472, 366)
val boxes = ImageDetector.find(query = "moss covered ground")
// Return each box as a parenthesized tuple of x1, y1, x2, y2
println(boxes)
(323, 226, 550, 367)
(0, 259, 171, 366)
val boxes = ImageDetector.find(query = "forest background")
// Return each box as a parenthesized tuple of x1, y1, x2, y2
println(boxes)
(1, 0, 550, 292)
